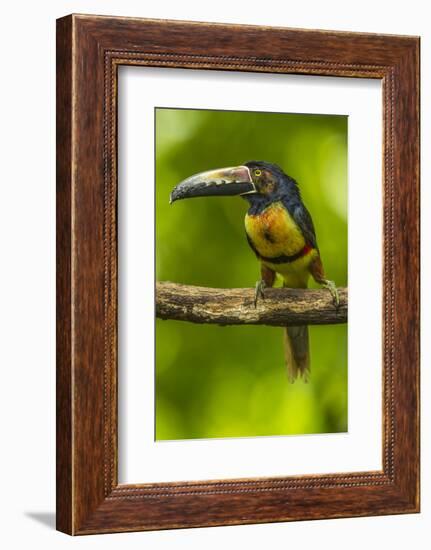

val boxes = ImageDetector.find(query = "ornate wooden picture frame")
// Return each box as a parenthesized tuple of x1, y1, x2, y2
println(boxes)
(56, 14, 420, 535)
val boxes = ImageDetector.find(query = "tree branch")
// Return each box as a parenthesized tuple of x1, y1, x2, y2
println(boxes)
(156, 281, 347, 327)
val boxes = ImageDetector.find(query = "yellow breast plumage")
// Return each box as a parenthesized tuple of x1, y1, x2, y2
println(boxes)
(244, 201, 305, 258)
(245, 201, 318, 288)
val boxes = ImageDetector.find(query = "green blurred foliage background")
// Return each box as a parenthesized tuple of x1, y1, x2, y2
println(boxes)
(155, 108, 348, 440)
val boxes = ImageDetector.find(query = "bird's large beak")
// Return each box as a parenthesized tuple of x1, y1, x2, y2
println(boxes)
(170, 165, 256, 203)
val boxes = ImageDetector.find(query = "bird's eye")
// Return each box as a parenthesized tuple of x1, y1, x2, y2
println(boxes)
(254, 169, 262, 177)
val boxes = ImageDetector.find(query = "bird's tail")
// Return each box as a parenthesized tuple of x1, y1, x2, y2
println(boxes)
(284, 325, 310, 382)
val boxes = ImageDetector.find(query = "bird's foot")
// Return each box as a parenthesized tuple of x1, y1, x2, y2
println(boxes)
(321, 279, 339, 308)
(254, 280, 267, 308)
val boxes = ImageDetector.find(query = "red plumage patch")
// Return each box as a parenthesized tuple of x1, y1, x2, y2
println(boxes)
(302, 243, 313, 256)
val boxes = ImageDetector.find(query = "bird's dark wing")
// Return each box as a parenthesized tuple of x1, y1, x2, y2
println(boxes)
(289, 201, 318, 250)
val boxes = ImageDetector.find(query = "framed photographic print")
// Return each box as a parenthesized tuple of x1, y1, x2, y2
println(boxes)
(56, 14, 420, 534)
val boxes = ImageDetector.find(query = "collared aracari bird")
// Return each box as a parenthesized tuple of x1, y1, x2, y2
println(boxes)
(170, 161, 338, 382)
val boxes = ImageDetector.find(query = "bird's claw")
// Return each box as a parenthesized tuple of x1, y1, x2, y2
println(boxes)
(254, 280, 267, 308)
(322, 279, 339, 308)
